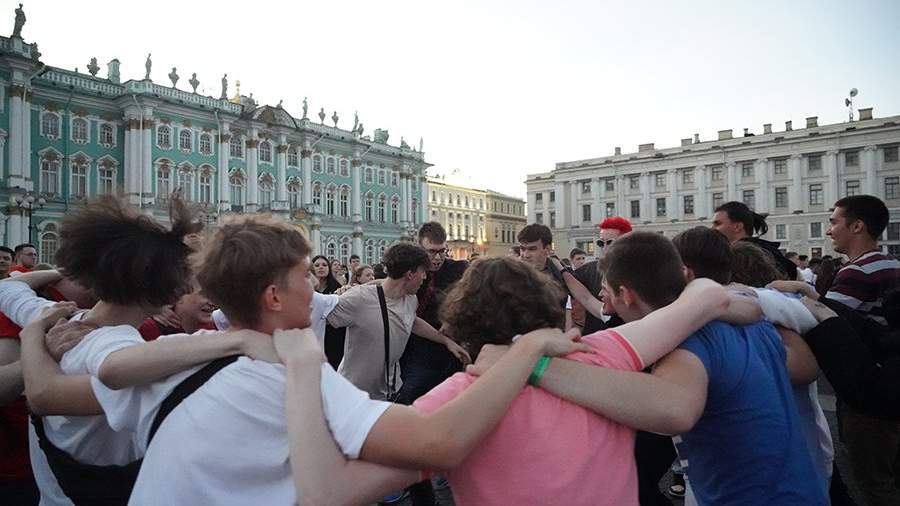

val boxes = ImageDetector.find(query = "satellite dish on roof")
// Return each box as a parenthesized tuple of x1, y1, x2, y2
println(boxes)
(849, 88, 858, 97)
(846, 88, 859, 122)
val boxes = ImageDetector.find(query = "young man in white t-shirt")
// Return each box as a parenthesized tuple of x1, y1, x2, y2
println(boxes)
(129, 214, 594, 505)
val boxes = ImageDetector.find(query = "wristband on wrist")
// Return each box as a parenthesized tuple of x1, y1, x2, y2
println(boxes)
(528, 356, 551, 386)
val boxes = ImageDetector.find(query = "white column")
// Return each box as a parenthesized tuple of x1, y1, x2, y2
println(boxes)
(142, 119, 153, 205)
(6, 214, 23, 247)
(667, 169, 678, 220)
(123, 122, 133, 198)
(245, 132, 259, 212)
(726, 162, 737, 202)
(789, 154, 803, 213)
(419, 175, 428, 226)
(570, 182, 579, 225)
(616, 176, 626, 218)
(7, 85, 24, 187)
(275, 135, 288, 203)
(22, 92, 31, 190)
(218, 127, 231, 212)
(301, 145, 312, 206)
(590, 178, 602, 223)
(400, 170, 410, 227)
(554, 182, 567, 229)
(824, 150, 838, 206)
(0, 132, 6, 178)
(351, 155, 363, 256)
(696, 165, 708, 220)
(755, 158, 769, 213)
(640, 173, 651, 222)
(311, 220, 322, 255)
(863, 145, 878, 196)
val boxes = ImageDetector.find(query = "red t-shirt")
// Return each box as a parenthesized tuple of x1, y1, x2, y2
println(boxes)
(8, 265, 32, 275)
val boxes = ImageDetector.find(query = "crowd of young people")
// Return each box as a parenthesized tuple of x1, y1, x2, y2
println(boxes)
(0, 191, 897, 506)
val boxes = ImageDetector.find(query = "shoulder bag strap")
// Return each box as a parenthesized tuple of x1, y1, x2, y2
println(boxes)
(376, 286, 396, 394)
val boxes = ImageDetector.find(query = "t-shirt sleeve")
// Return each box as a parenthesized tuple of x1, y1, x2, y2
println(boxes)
(326, 288, 364, 328)
(677, 332, 714, 376)
(412, 372, 473, 415)
(753, 289, 819, 334)
(320, 364, 390, 458)
(825, 268, 867, 309)
(0, 281, 55, 327)
(568, 329, 644, 372)
(314, 293, 341, 318)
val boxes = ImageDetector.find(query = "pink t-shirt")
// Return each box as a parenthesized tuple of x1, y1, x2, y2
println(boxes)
(414, 329, 644, 506)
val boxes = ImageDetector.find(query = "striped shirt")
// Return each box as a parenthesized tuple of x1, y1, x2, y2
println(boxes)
(826, 250, 900, 325)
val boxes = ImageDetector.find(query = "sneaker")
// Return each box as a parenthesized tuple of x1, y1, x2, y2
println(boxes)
(379, 490, 410, 504)
(668, 473, 686, 498)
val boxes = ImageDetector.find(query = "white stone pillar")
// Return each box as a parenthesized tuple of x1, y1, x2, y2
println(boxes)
(123, 122, 133, 198)
(275, 136, 288, 203)
(0, 132, 6, 178)
(863, 145, 878, 196)
(301, 145, 312, 206)
(824, 150, 838, 206)
(245, 132, 259, 212)
(7, 84, 25, 187)
(616, 176, 626, 218)
(667, 169, 678, 220)
(640, 173, 651, 222)
(351, 154, 363, 256)
(696, 165, 708, 220)
(142, 119, 153, 204)
(789, 154, 803, 213)
(726, 162, 737, 202)
(6, 214, 23, 247)
(554, 182, 567, 229)
(22, 91, 31, 190)
(218, 127, 231, 212)
(590, 178, 602, 223)
(755, 158, 769, 213)
(419, 175, 428, 227)
(311, 220, 322, 255)
(400, 169, 410, 227)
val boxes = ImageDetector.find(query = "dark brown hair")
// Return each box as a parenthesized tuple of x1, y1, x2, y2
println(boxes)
(834, 195, 890, 240)
(517, 223, 553, 246)
(418, 222, 447, 244)
(600, 231, 686, 309)
(440, 257, 564, 358)
(195, 214, 310, 327)
(730, 241, 781, 287)
(55, 194, 196, 307)
(672, 227, 733, 285)
(382, 243, 430, 279)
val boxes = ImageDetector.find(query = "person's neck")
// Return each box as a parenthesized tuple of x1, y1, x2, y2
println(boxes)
(846, 240, 879, 262)
(381, 277, 407, 299)
(83, 301, 150, 329)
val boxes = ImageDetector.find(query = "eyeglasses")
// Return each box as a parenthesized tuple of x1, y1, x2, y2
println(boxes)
(596, 239, 615, 248)
(425, 247, 449, 258)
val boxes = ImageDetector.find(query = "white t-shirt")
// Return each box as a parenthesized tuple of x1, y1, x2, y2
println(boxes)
(210, 291, 340, 349)
(128, 359, 390, 505)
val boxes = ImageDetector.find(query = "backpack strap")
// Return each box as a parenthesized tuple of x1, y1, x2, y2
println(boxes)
(376, 286, 396, 395)
(147, 354, 240, 446)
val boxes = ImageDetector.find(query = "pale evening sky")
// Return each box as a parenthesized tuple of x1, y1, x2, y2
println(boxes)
(8, 0, 900, 198)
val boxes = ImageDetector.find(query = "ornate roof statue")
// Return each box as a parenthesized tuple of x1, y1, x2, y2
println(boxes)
(357, 123, 364, 136)
(400, 137, 410, 149)
(189, 73, 199, 93)
(220, 74, 228, 100)
(373, 129, 390, 144)
(318, 107, 326, 124)
(87, 57, 99, 77)
(331, 111, 339, 128)
(12, 3, 25, 39)
(168, 67, 179, 88)
(419, 137, 423, 152)
(352, 111, 359, 132)
(144, 53, 152, 80)
(302, 97, 308, 119)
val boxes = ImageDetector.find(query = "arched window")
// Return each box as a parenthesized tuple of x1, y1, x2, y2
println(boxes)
(377, 170, 386, 186)
(199, 133, 212, 155)
(339, 159, 349, 177)
(229, 170, 246, 209)
(390, 172, 399, 187)
(411, 198, 418, 224)
(365, 240, 375, 265)
(326, 157, 336, 175)
(98, 159, 116, 194)
(325, 240, 337, 259)
(41, 113, 60, 139)
(364, 193, 374, 221)
(156, 162, 172, 200)
(259, 141, 272, 163)
(177, 164, 194, 201)
(72, 118, 88, 144)
(99, 123, 114, 146)
(199, 166, 214, 204)
(339, 187, 350, 217)
(157, 125, 172, 149)
(339, 237, 351, 264)
(312, 183, 323, 208)
(259, 173, 274, 208)
(378, 240, 387, 261)
(69, 159, 88, 198)
(287, 178, 301, 209)
(229, 136, 243, 158)
(313, 155, 323, 173)
(40, 157, 60, 194)
(365, 167, 373, 183)
(378, 195, 387, 223)
(325, 185, 337, 216)
(39, 223, 58, 265)
(390, 196, 399, 224)
(179, 129, 193, 151)
(288, 150, 298, 167)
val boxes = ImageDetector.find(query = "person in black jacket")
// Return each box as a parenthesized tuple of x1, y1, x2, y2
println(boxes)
(712, 201, 798, 280)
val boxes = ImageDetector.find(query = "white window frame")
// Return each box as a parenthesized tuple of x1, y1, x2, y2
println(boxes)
(157, 125, 172, 150)
(40, 111, 61, 140)
(199, 133, 213, 156)
(98, 122, 116, 148)
(179, 129, 193, 152)
(71, 117, 89, 144)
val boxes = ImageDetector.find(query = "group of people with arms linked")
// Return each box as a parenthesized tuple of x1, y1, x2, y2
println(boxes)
(0, 188, 896, 506)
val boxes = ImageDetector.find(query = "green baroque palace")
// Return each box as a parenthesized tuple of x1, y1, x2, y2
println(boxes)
(0, 20, 430, 266)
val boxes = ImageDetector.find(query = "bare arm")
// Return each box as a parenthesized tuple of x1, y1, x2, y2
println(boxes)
(279, 333, 417, 506)
(0, 269, 62, 290)
(720, 288, 764, 325)
(0, 339, 24, 405)
(538, 348, 709, 434)
(20, 308, 102, 416)
(777, 326, 818, 386)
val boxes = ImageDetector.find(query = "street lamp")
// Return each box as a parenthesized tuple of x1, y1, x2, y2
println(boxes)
(11, 192, 46, 243)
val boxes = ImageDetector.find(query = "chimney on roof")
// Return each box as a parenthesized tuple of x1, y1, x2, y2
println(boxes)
(785, 120, 793, 131)
(717, 129, 733, 141)
(614, 146, 621, 155)
(763, 123, 772, 134)
(681, 138, 693, 147)
(806, 116, 818, 128)
(638, 143, 655, 152)
(859, 107, 873, 120)
(693, 133, 700, 144)
(743, 128, 749, 136)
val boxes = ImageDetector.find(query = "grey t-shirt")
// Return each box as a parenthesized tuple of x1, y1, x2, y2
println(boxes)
(327, 284, 418, 400)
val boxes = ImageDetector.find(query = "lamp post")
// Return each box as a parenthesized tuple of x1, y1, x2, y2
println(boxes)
(11, 192, 46, 244)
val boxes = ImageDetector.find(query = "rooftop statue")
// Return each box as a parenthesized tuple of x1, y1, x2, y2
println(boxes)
(168, 67, 179, 88)
(87, 57, 99, 77)
(189, 73, 199, 93)
(144, 53, 152, 80)
(352, 111, 359, 132)
(318, 107, 326, 124)
(220, 74, 228, 100)
(12, 3, 25, 39)
(373, 129, 390, 144)
(400, 137, 410, 149)
(302, 97, 308, 119)
(331, 111, 339, 128)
